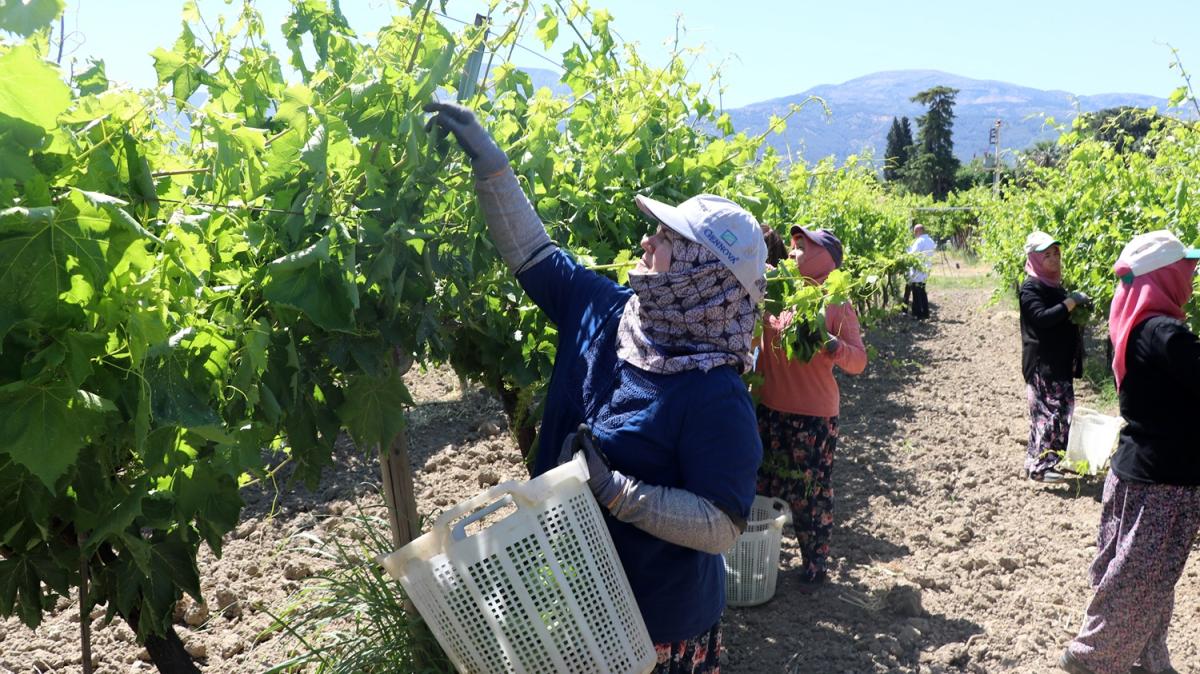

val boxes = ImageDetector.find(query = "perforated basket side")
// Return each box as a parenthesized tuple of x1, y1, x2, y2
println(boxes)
(560, 491, 656, 672)
(724, 496, 788, 607)
(405, 558, 514, 674)
(390, 456, 655, 674)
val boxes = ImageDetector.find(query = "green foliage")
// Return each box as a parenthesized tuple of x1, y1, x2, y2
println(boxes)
(0, 0, 919, 658)
(977, 119, 1200, 331)
(0, 0, 64, 38)
(1074, 106, 1170, 155)
(763, 267, 852, 362)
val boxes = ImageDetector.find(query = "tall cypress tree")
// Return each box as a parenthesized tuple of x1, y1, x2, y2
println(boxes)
(906, 86, 960, 200)
(899, 116, 914, 154)
(883, 116, 915, 181)
(884, 118, 903, 181)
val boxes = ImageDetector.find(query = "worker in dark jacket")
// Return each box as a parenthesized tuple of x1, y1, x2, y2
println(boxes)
(426, 101, 765, 673)
(1018, 231, 1088, 483)
(1060, 230, 1200, 674)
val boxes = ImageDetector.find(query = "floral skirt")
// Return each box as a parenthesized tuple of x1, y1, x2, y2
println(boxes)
(652, 621, 722, 674)
(755, 405, 839, 582)
(1025, 371, 1074, 476)
(1067, 472, 1200, 674)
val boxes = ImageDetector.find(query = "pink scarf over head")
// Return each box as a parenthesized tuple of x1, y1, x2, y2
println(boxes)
(795, 241, 837, 284)
(1025, 251, 1062, 287)
(1108, 258, 1196, 388)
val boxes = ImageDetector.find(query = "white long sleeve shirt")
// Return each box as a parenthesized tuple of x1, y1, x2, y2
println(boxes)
(907, 234, 937, 283)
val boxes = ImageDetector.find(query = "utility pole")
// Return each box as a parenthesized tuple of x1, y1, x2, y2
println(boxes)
(989, 119, 1002, 196)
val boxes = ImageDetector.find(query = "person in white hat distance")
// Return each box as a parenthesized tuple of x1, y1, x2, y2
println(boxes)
(426, 101, 766, 672)
(1017, 231, 1090, 483)
(1060, 230, 1200, 674)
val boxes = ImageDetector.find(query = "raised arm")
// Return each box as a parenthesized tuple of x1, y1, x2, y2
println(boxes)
(424, 102, 556, 274)
(426, 102, 623, 326)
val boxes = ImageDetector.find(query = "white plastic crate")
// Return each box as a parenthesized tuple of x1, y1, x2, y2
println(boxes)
(723, 496, 791, 607)
(379, 454, 655, 674)
(1065, 406, 1125, 475)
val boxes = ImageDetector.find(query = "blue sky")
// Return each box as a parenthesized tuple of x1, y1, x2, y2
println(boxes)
(61, 0, 1200, 108)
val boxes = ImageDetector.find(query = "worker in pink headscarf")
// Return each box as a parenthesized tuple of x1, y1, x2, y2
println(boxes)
(1060, 230, 1200, 674)
(753, 225, 868, 592)
(1018, 231, 1090, 483)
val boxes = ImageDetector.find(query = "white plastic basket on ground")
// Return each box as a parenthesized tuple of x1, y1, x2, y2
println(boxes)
(1065, 406, 1125, 476)
(378, 453, 655, 674)
(723, 495, 792, 607)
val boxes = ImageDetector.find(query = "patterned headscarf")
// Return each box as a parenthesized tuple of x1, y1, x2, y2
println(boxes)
(616, 229, 762, 374)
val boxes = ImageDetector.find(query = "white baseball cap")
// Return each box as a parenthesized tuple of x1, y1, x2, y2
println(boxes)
(1023, 231, 1059, 254)
(634, 193, 768, 303)
(1113, 230, 1200, 279)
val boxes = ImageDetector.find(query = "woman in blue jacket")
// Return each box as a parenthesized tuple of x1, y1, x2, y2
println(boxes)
(426, 102, 765, 673)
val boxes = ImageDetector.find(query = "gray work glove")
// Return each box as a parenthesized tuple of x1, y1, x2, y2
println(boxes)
(1068, 291, 1093, 308)
(423, 102, 509, 177)
(558, 424, 627, 509)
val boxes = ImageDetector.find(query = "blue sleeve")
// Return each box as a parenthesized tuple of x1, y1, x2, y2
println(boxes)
(516, 248, 631, 332)
(677, 376, 763, 518)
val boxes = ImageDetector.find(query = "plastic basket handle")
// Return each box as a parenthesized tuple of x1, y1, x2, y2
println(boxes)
(448, 494, 516, 542)
(432, 480, 526, 541)
(767, 497, 792, 527)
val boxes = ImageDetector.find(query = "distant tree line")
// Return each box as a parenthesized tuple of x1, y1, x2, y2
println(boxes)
(879, 88, 1183, 200)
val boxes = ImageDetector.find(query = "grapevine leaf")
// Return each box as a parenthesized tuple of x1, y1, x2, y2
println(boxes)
(535, 5, 558, 50)
(140, 531, 202, 634)
(1168, 86, 1189, 108)
(268, 237, 329, 271)
(0, 144, 36, 181)
(73, 58, 108, 96)
(80, 485, 146, 555)
(263, 260, 356, 333)
(0, 383, 101, 488)
(0, 45, 71, 131)
(0, 458, 52, 546)
(0, 0, 63, 36)
(0, 553, 44, 628)
(175, 464, 242, 555)
(144, 351, 221, 430)
(337, 370, 412, 451)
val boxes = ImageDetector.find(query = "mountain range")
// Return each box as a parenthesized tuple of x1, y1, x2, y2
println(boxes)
(520, 67, 1177, 165)
(725, 69, 1174, 164)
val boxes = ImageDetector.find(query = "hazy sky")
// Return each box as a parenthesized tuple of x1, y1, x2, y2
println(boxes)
(60, 0, 1200, 108)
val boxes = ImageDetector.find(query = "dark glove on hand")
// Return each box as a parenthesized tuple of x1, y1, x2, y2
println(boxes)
(423, 101, 509, 177)
(557, 424, 626, 508)
(825, 335, 841, 356)
(1069, 291, 1092, 308)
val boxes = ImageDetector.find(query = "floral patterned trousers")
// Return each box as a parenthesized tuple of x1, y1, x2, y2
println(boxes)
(1025, 371, 1074, 476)
(755, 405, 839, 583)
(652, 621, 722, 674)
(1067, 472, 1200, 674)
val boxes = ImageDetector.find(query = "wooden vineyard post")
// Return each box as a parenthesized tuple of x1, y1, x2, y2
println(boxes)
(380, 351, 421, 552)
(379, 351, 434, 666)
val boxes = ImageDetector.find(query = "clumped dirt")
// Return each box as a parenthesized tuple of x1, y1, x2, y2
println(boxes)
(3, 278, 1198, 674)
